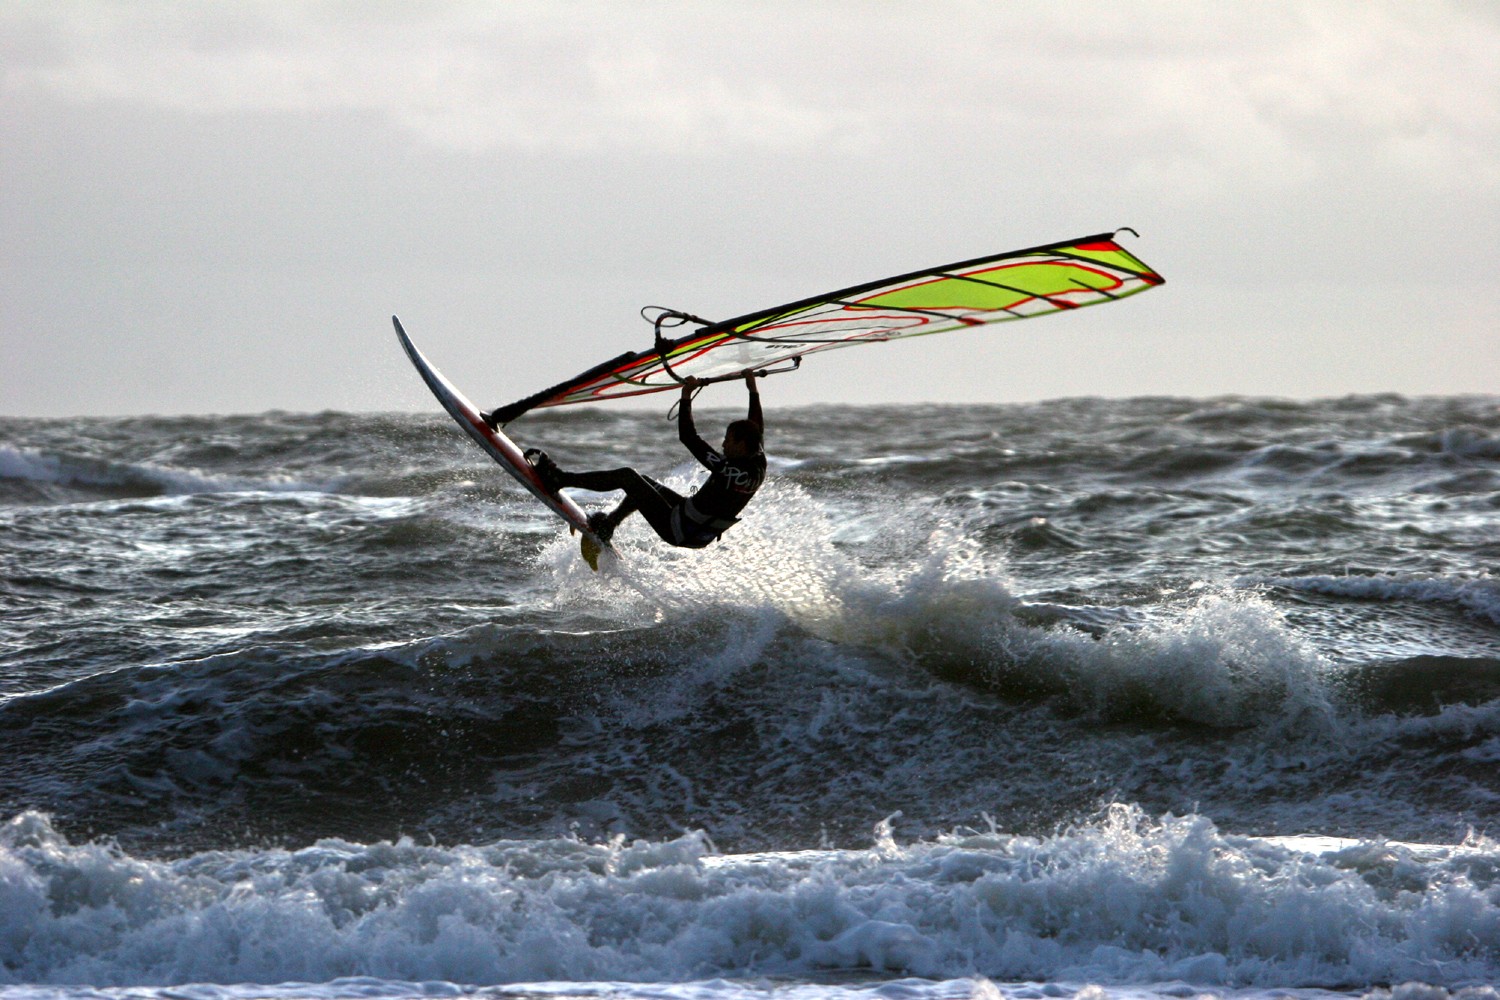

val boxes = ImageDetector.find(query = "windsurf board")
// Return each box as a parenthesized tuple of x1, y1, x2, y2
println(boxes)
(392, 316, 612, 569)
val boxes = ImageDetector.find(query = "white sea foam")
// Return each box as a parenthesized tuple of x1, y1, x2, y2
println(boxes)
(10, 979, 1483, 1000)
(1, 808, 1497, 991)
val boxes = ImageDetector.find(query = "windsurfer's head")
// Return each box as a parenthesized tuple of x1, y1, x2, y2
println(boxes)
(723, 419, 762, 458)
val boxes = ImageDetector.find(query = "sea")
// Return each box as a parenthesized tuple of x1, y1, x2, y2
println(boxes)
(2, 394, 1498, 1000)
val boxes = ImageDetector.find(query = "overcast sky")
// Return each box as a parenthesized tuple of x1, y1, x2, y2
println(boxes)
(4, 1, 1498, 418)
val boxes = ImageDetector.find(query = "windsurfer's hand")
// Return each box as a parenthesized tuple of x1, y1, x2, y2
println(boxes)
(681, 377, 700, 393)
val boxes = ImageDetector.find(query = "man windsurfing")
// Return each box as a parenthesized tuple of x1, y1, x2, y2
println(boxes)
(525, 370, 765, 549)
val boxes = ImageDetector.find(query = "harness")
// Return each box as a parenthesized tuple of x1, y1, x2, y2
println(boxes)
(670, 497, 741, 547)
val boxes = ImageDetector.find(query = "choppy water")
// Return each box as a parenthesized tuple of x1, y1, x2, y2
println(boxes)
(2, 395, 1498, 999)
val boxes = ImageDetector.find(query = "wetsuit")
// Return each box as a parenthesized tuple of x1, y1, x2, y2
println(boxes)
(552, 388, 765, 548)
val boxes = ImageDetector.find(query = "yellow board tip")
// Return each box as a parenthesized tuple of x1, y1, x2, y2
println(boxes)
(580, 534, 602, 572)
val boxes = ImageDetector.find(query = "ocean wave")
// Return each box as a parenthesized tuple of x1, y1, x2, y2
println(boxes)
(1254, 573, 1500, 629)
(0, 446, 332, 501)
(1396, 425, 1500, 460)
(1340, 656, 1500, 716)
(2, 808, 1497, 989)
(6, 399, 1500, 883)
(0, 582, 1352, 856)
(543, 480, 1342, 733)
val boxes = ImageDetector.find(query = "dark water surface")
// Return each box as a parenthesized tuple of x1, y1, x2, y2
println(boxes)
(2, 396, 1497, 994)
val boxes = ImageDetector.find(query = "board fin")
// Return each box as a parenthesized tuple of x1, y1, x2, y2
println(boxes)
(580, 534, 603, 571)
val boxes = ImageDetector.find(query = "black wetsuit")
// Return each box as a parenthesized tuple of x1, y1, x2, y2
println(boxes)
(669, 391, 766, 545)
(553, 390, 765, 548)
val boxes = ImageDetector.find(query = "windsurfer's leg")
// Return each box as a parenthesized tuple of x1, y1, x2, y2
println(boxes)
(557, 468, 683, 545)
(587, 496, 634, 543)
(602, 496, 637, 530)
(554, 466, 645, 494)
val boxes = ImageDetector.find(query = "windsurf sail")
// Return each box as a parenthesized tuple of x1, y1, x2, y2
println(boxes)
(486, 229, 1163, 426)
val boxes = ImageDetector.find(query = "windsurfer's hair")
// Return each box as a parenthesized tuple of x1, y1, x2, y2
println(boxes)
(726, 419, 762, 452)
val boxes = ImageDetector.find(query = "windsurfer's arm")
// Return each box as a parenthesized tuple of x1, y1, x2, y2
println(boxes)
(744, 370, 762, 431)
(678, 378, 698, 442)
(677, 378, 715, 464)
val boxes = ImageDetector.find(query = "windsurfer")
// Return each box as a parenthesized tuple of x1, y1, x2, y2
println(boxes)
(526, 371, 765, 549)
